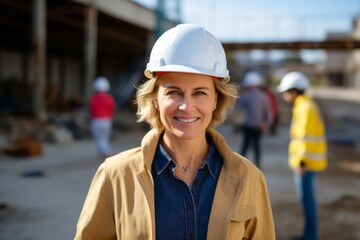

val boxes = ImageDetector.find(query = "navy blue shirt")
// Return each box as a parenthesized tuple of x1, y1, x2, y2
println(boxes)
(152, 134, 223, 240)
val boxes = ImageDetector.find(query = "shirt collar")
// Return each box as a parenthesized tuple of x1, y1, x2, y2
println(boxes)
(153, 133, 220, 179)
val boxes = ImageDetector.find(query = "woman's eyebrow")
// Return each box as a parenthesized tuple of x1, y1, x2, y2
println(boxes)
(162, 85, 210, 90)
(162, 85, 180, 89)
(194, 87, 210, 91)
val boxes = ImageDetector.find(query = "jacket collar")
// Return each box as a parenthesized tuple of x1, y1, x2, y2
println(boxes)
(140, 128, 162, 172)
(139, 128, 244, 173)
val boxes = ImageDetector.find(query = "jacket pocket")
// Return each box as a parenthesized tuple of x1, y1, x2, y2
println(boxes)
(227, 207, 255, 240)
(231, 206, 255, 221)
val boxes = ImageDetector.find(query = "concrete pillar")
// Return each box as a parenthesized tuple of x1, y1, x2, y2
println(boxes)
(351, 17, 360, 87)
(84, 6, 98, 100)
(32, 0, 46, 119)
(155, 0, 166, 39)
(0, 51, 2, 81)
(353, 17, 360, 40)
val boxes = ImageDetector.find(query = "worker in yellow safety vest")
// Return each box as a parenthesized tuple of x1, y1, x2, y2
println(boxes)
(278, 71, 327, 240)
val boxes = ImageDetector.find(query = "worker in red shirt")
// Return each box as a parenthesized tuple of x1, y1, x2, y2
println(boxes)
(90, 77, 116, 159)
(261, 83, 279, 136)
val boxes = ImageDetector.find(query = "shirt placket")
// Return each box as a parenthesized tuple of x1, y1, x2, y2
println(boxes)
(183, 184, 197, 240)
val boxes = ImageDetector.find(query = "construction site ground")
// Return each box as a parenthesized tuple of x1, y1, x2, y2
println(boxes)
(0, 88, 360, 240)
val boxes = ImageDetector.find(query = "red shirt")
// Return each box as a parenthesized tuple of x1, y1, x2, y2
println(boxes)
(90, 92, 115, 119)
(262, 87, 278, 119)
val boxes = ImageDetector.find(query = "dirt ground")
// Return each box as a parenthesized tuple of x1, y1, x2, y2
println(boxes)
(271, 141, 360, 240)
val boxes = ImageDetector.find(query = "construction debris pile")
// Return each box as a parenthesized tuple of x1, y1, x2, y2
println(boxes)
(0, 79, 131, 157)
(0, 111, 91, 157)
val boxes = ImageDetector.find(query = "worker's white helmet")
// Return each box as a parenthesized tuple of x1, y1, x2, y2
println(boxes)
(278, 71, 309, 92)
(93, 77, 110, 92)
(242, 71, 263, 87)
(145, 24, 229, 80)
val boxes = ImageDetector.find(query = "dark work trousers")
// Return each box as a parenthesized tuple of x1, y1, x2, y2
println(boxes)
(240, 126, 263, 168)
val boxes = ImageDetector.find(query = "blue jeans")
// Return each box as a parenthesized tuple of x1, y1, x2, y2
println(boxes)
(91, 119, 112, 157)
(293, 171, 318, 240)
(240, 126, 262, 168)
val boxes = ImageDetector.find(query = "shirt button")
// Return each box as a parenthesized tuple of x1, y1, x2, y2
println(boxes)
(194, 180, 200, 187)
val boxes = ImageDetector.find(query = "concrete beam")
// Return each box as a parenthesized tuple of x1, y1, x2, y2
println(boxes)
(223, 40, 360, 51)
(32, 0, 46, 119)
(73, 0, 155, 30)
(84, 6, 97, 100)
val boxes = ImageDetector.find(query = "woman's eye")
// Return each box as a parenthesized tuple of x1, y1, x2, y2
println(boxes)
(195, 91, 206, 96)
(166, 90, 180, 95)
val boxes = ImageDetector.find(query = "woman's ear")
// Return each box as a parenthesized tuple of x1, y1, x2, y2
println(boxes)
(153, 100, 159, 110)
(213, 94, 218, 111)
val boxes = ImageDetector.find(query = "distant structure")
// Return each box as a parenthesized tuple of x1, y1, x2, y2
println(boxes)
(155, 0, 181, 39)
(350, 17, 360, 87)
(322, 16, 360, 87)
(225, 16, 360, 89)
(0, 0, 179, 118)
(0, 1, 358, 120)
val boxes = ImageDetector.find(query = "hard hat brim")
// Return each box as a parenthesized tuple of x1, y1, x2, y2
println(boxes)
(145, 65, 229, 80)
(277, 84, 289, 93)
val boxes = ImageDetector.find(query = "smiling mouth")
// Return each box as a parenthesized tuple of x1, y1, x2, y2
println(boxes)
(174, 117, 199, 123)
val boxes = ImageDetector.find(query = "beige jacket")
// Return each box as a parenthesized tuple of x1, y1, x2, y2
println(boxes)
(75, 128, 275, 239)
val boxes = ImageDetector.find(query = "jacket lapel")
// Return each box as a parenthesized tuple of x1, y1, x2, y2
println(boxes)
(207, 168, 244, 238)
(134, 129, 161, 240)
(207, 128, 245, 238)
(136, 170, 155, 240)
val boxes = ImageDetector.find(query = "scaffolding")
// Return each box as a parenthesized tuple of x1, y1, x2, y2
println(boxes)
(155, 0, 181, 38)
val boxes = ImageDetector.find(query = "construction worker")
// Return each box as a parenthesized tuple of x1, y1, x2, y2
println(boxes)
(236, 71, 272, 168)
(89, 77, 116, 159)
(278, 71, 327, 240)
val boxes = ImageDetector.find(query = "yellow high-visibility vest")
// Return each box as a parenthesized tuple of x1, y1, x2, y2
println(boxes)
(289, 95, 327, 171)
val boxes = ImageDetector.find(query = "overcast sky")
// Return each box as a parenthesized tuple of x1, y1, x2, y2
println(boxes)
(134, 0, 360, 42)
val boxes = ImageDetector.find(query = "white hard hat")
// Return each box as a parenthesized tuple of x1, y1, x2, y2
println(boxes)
(93, 77, 110, 92)
(278, 71, 309, 92)
(242, 71, 263, 87)
(145, 24, 229, 80)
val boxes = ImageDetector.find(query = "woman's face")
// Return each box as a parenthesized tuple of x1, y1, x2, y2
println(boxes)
(156, 72, 217, 141)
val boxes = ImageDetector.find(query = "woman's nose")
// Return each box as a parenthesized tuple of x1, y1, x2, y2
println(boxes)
(179, 103, 187, 110)
(178, 95, 192, 110)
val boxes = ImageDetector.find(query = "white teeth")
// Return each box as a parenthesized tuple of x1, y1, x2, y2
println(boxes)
(176, 117, 197, 123)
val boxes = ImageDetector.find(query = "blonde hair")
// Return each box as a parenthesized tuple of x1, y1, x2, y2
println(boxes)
(135, 76, 238, 130)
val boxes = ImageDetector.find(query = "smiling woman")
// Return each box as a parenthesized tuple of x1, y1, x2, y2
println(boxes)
(74, 24, 276, 240)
